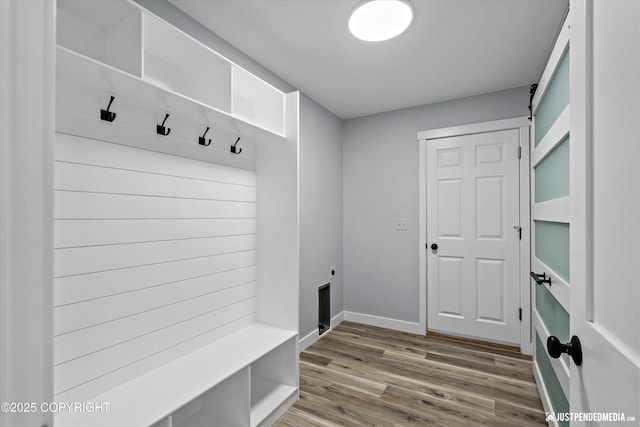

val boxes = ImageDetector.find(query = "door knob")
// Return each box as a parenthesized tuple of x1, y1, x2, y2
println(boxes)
(431, 243, 438, 250)
(547, 335, 582, 366)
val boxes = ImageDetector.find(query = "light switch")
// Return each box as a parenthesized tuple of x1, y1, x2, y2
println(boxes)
(395, 218, 408, 231)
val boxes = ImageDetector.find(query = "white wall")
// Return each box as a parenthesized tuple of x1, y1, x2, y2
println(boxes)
(342, 87, 530, 326)
(299, 94, 343, 338)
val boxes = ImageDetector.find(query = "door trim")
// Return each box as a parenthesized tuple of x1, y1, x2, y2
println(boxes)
(417, 116, 531, 354)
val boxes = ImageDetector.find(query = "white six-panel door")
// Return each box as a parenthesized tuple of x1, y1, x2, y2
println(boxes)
(426, 129, 521, 345)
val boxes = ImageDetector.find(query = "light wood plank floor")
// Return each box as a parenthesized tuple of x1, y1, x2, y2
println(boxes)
(274, 322, 546, 427)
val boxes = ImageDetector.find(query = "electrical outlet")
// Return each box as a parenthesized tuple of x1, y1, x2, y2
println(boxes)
(330, 266, 336, 278)
(395, 218, 408, 231)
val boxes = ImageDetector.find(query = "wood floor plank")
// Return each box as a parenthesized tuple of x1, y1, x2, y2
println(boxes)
(273, 322, 546, 426)
(424, 350, 535, 383)
(277, 406, 341, 427)
(325, 358, 496, 416)
(301, 351, 333, 367)
(300, 360, 387, 398)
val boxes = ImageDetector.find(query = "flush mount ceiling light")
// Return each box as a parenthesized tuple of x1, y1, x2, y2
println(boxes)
(348, 0, 413, 42)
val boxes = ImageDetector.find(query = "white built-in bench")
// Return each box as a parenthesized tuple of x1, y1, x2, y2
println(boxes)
(55, 324, 298, 427)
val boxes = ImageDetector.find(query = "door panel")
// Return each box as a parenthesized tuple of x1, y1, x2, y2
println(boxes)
(534, 136, 570, 203)
(438, 179, 462, 237)
(476, 176, 504, 239)
(438, 257, 463, 317)
(427, 129, 520, 345)
(476, 258, 505, 323)
(534, 220, 570, 282)
(570, 0, 640, 421)
(535, 50, 570, 147)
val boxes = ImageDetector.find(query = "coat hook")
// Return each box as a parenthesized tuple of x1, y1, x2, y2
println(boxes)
(100, 95, 116, 122)
(156, 113, 171, 136)
(199, 126, 212, 146)
(230, 137, 242, 154)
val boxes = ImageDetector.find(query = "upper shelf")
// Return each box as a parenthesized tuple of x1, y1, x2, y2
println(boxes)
(57, 0, 143, 77)
(56, 0, 286, 137)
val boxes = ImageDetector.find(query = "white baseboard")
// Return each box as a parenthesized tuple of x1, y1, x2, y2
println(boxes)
(332, 311, 345, 328)
(299, 329, 318, 352)
(533, 360, 557, 427)
(299, 311, 345, 352)
(343, 311, 424, 335)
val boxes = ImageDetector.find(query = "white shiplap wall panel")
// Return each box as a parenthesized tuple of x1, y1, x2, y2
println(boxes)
(55, 218, 256, 248)
(54, 250, 256, 306)
(56, 133, 257, 186)
(55, 191, 256, 219)
(56, 161, 256, 202)
(55, 234, 256, 277)
(55, 314, 257, 404)
(54, 266, 257, 335)
(54, 284, 256, 364)
(54, 287, 257, 394)
(54, 133, 258, 402)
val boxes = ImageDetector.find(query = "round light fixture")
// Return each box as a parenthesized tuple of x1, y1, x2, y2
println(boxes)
(348, 0, 413, 42)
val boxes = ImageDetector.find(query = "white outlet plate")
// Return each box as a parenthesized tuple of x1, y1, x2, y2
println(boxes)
(395, 218, 408, 231)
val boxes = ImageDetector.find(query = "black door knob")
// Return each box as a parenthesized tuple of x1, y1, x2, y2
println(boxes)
(431, 243, 438, 250)
(547, 335, 582, 366)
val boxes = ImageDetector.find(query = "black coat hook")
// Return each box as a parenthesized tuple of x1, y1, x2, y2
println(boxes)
(157, 113, 171, 136)
(100, 96, 116, 122)
(199, 126, 212, 146)
(230, 137, 242, 154)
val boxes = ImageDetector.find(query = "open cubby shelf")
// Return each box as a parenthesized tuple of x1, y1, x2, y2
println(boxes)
(57, 0, 285, 137)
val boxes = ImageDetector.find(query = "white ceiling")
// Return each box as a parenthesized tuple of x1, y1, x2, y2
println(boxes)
(170, 0, 567, 119)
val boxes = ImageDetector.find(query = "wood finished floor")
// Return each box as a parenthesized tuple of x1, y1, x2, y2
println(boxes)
(274, 322, 546, 427)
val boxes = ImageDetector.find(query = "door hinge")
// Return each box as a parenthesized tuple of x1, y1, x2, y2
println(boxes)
(513, 225, 522, 240)
(518, 146, 522, 159)
(519, 308, 522, 321)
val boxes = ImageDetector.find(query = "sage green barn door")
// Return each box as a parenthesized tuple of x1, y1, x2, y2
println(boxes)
(530, 14, 571, 424)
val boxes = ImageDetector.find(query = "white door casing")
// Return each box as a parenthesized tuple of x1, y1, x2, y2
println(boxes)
(569, 0, 640, 422)
(0, 1, 55, 427)
(425, 128, 521, 346)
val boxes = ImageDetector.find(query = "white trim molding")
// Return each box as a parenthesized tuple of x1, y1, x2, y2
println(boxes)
(343, 311, 423, 335)
(299, 311, 345, 352)
(417, 117, 531, 141)
(417, 116, 532, 353)
(0, 1, 55, 427)
(533, 361, 561, 427)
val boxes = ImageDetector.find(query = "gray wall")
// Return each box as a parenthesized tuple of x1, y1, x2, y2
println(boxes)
(133, 0, 344, 338)
(299, 94, 343, 338)
(342, 86, 530, 324)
